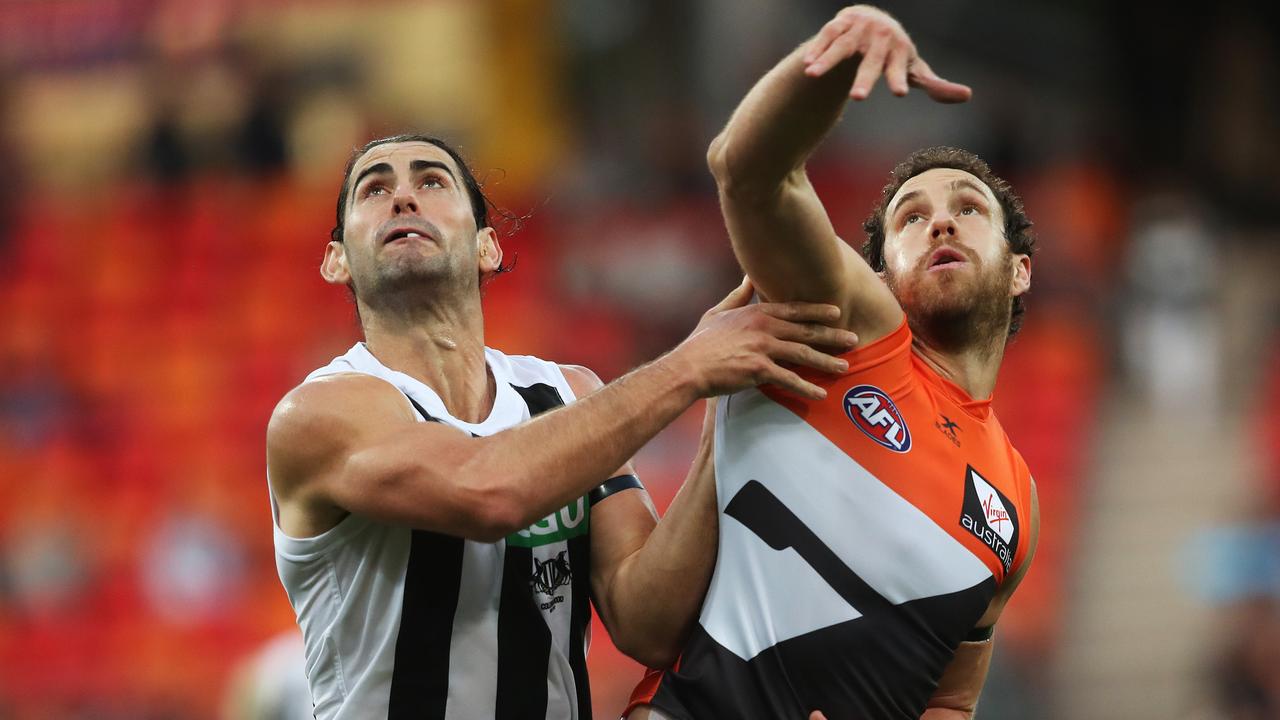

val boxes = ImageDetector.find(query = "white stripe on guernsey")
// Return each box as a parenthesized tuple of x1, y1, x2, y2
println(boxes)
(537, 539, 578, 720)
(702, 389, 992, 661)
(443, 540, 504, 720)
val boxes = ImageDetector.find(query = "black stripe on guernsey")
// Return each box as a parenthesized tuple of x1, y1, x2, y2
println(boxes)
(510, 381, 565, 418)
(387, 531, 465, 720)
(567, 528, 594, 719)
(726, 480, 895, 620)
(495, 543, 552, 719)
(387, 394, 461, 720)
(509, 381, 597, 719)
(495, 381, 580, 720)
(589, 473, 644, 506)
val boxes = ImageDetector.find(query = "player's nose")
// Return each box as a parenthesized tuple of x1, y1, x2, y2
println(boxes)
(392, 185, 420, 215)
(929, 213, 957, 239)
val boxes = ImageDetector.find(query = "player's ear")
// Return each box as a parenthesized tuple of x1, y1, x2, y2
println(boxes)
(477, 227, 502, 275)
(321, 241, 352, 285)
(1010, 253, 1030, 297)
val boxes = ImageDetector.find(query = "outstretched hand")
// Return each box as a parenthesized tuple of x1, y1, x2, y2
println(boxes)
(801, 5, 971, 104)
(674, 277, 857, 401)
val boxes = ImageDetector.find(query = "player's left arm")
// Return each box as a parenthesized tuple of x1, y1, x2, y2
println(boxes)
(562, 364, 719, 669)
(922, 478, 1040, 718)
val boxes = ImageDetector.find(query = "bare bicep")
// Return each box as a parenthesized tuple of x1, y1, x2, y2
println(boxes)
(720, 173, 903, 342)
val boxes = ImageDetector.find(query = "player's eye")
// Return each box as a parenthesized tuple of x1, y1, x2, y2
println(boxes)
(421, 176, 445, 189)
(904, 213, 923, 225)
(960, 205, 978, 216)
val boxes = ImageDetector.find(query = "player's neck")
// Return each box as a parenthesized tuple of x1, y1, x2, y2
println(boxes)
(910, 332, 1006, 401)
(360, 299, 495, 424)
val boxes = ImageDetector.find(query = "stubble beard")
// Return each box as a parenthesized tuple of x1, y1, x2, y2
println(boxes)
(353, 230, 474, 318)
(884, 251, 1013, 354)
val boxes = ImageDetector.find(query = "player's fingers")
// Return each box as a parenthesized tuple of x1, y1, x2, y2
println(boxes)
(849, 34, 891, 100)
(805, 18, 865, 77)
(810, 713, 828, 720)
(755, 300, 841, 325)
(761, 315, 858, 349)
(769, 338, 849, 376)
(908, 57, 973, 104)
(762, 363, 828, 401)
(885, 44, 911, 96)
(707, 276, 753, 314)
(803, 15, 850, 65)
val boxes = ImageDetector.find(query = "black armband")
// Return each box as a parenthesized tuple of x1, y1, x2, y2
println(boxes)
(964, 624, 995, 642)
(589, 474, 645, 506)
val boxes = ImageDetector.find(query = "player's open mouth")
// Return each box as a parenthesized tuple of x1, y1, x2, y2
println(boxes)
(927, 247, 968, 271)
(382, 227, 436, 245)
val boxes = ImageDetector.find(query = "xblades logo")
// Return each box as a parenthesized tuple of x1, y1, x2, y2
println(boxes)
(935, 414, 961, 447)
(531, 551, 572, 613)
(958, 466, 1019, 574)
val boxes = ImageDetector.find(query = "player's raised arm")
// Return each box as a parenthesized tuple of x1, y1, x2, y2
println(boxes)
(707, 5, 970, 343)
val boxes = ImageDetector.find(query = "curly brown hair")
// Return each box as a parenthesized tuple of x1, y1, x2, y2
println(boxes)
(861, 146, 1036, 338)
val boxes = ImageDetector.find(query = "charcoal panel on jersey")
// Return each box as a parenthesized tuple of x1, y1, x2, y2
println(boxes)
(654, 575, 997, 720)
(567, 531, 593, 719)
(387, 531, 465, 720)
(511, 382, 565, 416)
(495, 544, 552, 720)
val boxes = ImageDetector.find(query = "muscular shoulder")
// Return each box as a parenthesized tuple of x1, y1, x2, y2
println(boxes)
(558, 364, 606, 397)
(266, 373, 417, 499)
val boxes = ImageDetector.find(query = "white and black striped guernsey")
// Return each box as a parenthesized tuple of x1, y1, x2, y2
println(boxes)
(271, 343, 594, 720)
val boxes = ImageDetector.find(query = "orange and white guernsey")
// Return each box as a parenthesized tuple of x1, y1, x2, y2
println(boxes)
(633, 317, 1034, 720)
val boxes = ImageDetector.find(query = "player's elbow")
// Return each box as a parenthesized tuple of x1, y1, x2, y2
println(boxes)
(706, 131, 731, 183)
(452, 450, 534, 542)
(454, 473, 527, 543)
(707, 131, 791, 202)
(706, 132, 754, 196)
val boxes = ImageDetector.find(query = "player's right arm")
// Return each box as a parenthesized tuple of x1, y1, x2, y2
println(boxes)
(266, 284, 858, 543)
(707, 5, 970, 343)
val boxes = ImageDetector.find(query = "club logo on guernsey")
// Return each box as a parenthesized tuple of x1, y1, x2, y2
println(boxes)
(959, 466, 1019, 573)
(507, 496, 589, 548)
(531, 551, 573, 612)
(843, 384, 912, 452)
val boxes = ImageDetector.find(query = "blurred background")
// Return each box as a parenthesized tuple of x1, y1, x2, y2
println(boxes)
(0, 0, 1277, 718)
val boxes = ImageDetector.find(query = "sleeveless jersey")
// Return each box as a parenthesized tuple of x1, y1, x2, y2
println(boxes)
(642, 318, 1034, 719)
(271, 343, 595, 720)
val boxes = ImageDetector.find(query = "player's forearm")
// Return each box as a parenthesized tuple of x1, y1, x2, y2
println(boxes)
(600, 429, 719, 667)
(708, 43, 859, 195)
(464, 354, 702, 538)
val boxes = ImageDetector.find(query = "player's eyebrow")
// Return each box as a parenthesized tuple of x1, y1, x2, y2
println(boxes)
(352, 162, 393, 190)
(353, 159, 458, 191)
(408, 159, 458, 181)
(950, 178, 990, 200)
(889, 190, 922, 217)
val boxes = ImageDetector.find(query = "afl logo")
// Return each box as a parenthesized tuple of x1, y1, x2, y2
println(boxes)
(843, 384, 912, 453)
